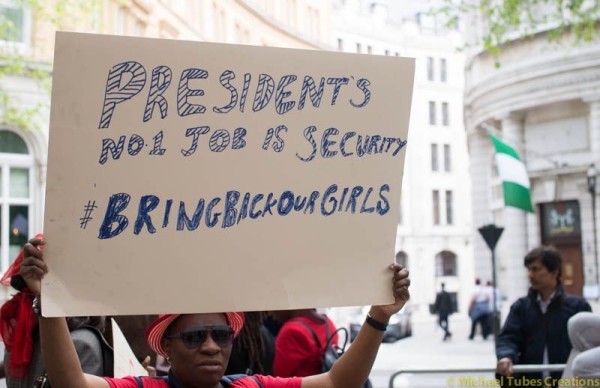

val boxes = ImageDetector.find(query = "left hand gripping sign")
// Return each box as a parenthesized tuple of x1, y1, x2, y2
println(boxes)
(43, 32, 415, 317)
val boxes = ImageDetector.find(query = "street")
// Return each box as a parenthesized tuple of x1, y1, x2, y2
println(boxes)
(368, 315, 497, 388)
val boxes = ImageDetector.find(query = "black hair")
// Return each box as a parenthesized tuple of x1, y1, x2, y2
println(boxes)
(524, 245, 562, 280)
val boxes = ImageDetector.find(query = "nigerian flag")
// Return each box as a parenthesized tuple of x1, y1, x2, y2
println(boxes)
(489, 133, 534, 213)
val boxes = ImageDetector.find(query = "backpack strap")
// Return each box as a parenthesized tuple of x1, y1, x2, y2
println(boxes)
(81, 325, 115, 377)
(221, 374, 263, 387)
(293, 319, 323, 350)
(134, 376, 168, 388)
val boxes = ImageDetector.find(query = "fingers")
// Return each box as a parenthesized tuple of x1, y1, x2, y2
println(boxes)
(24, 237, 45, 259)
(388, 263, 410, 303)
(21, 241, 48, 276)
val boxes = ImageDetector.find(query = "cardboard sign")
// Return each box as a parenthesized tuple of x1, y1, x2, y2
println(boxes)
(42, 32, 414, 316)
(111, 318, 148, 378)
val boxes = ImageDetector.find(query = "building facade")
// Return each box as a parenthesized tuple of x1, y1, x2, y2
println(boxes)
(465, 29, 600, 312)
(332, 0, 474, 320)
(0, 0, 333, 297)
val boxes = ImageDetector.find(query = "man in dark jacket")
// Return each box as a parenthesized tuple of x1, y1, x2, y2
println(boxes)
(495, 246, 591, 388)
(434, 283, 453, 341)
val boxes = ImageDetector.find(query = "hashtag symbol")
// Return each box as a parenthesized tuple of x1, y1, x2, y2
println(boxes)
(80, 200, 97, 229)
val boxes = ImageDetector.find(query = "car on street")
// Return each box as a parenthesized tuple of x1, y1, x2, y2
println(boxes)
(349, 305, 412, 343)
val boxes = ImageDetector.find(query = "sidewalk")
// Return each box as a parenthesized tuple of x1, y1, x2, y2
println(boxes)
(369, 315, 497, 388)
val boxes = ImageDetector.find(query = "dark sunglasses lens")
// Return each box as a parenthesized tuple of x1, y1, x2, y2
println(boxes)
(181, 330, 208, 349)
(211, 329, 234, 347)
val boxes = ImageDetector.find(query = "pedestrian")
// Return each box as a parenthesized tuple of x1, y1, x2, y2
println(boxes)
(433, 283, 453, 341)
(468, 278, 490, 340)
(270, 308, 338, 377)
(484, 280, 500, 335)
(0, 237, 113, 388)
(19, 236, 411, 388)
(562, 312, 600, 384)
(495, 245, 591, 388)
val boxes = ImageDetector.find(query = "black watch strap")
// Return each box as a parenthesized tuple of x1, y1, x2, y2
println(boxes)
(365, 314, 387, 331)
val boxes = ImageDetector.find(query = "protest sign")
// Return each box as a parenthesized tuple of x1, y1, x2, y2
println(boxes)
(42, 32, 414, 316)
(111, 318, 148, 378)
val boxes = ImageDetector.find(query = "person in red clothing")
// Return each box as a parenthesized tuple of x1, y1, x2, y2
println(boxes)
(270, 310, 337, 377)
(20, 236, 411, 388)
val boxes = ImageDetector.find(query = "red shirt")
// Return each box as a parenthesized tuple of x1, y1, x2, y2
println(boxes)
(103, 375, 301, 387)
(274, 315, 338, 377)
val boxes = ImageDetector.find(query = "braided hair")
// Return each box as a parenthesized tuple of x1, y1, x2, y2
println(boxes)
(237, 311, 267, 374)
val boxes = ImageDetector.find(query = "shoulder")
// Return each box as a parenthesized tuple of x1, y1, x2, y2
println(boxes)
(103, 376, 166, 388)
(562, 295, 592, 312)
(245, 375, 302, 388)
(71, 327, 103, 358)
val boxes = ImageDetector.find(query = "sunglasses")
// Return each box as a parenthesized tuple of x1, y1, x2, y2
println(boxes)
(166, 325, 235, 349)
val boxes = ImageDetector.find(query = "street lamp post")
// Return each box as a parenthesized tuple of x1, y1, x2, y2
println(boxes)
(478, 224, 504, 342)
(587, 164, 599, 295)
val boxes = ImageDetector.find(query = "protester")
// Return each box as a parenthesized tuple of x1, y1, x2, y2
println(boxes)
(495, 246, 591, 388)
(0, 238, 112, 388)
(468, 278, 490, 340)
(20, 236, 410, 388)
(270, 309, 338, 377)
(433, 283, 453, 341)
(225, 311, 275, 375)
(561, 312, 600, 385)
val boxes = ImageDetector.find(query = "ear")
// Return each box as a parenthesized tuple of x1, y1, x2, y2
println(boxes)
(161, 338, 172, 359)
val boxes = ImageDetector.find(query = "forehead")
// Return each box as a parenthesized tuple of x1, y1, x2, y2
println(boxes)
(169, 313, 228, 333)
(527, 258, 552, 271)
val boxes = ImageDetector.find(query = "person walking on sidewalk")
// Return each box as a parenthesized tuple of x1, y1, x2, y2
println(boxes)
(468, 278, 490, 340)
(433, 283, 453, 341)
(495, 246, 591, 388)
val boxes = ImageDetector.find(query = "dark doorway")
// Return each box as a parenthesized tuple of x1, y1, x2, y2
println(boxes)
(539, 200, 584, 296)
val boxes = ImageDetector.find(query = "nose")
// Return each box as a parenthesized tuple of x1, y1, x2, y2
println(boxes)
(198, 333, 221, 354)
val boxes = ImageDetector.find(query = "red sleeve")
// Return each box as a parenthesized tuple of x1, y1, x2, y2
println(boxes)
(273, 322, 315, 377)
(103, 376, 167, 388)
(247, 375, 302, 388)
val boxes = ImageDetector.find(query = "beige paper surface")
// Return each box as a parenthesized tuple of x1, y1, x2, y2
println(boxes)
(111, 318, 148, 378)
(43, 32, 415, 316)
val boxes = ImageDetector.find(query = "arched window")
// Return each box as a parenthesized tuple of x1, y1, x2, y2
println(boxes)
(0, 129, 33, 273)
(395, 251, 408, 268)
(435, 250, 457, 276)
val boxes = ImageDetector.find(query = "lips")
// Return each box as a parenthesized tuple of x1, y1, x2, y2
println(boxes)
(196, 360, 223, 371)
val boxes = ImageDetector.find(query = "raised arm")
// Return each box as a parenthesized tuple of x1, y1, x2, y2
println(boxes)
(301, 263, 410, 388)
(20, 237, 109, 388)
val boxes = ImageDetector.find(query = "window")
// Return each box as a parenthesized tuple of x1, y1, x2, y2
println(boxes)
(435, 251, 457, 276)
(356, 42, 361, 53)
(337, 38, 343, 51)
(443, 144, 451, 172)
(395, 251, 408, 268)
(0, 130, 32, 273)
(440, 58, 447, 82)
(0, 1, 29, 44)
(442, 102, 449, 126)
(432, 190, 440, 225)
(431, 144, 438, 172)
(445, 190, 453, 225)
(427, 57, 434, 81)
(429, 101, 436, 125)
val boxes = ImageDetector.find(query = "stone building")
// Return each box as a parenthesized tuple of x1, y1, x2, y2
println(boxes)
(0, 0, 333, 297)
(465, 29, 600, 311)
(333, 0, 475, 319)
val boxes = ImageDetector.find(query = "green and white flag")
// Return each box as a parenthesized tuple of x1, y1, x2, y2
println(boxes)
(489, 133, 534, 213)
